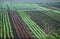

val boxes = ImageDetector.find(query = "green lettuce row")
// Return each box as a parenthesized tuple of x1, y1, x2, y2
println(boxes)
(17, 11, 47, 39)
(0, 11, 14, 39)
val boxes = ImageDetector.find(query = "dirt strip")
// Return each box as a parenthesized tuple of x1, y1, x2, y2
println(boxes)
(8, 11, 34, 39)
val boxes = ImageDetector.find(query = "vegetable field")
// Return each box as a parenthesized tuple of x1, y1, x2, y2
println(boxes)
(0, 2, 60, 39)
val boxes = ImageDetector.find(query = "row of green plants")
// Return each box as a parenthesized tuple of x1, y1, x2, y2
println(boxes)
(42, 11, 60, 22)
(17, 11, 60, 39)
(17, 11, 47, 39)
(39, 5, 60, 22)
(33, 4, 60, 22)
(27, 11, 60, 39)
(34, 4, 60, 14)
(40, 5, 60, 11)
(0, 11, 14, 39)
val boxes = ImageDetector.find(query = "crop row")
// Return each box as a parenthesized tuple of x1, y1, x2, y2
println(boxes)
(33, 4, 60, 14)
(26, 11, 60, 33)
(17, 11, 60, 39)
(0, 11, 14, 39)
(9, 11, 35, 39)
(17, 11, 47, 39)
(37, 4, 60, 22)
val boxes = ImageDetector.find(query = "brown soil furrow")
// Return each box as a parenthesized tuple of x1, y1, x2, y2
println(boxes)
(15, 15, 28, 38)
(9, 12, 22, 38)
(9, 11, 33, 39)
(17, 16, 33, 38)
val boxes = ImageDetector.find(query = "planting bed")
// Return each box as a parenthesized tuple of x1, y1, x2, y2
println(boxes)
(8, 11, 35, 39)
(0, 10, 14, 39)
(26, 11, 60, 34)
(0, 2, 60, 39)
(17, 11, 47, 39)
